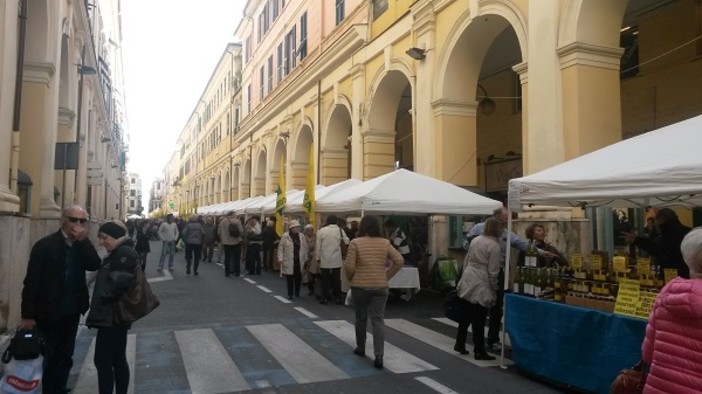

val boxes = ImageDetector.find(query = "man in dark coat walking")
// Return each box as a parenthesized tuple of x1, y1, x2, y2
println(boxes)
(20, 205, 101, 393)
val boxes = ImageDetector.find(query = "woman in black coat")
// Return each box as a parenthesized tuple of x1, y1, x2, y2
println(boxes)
(134, 221, 151, 270)
(86, 221, 138, 394)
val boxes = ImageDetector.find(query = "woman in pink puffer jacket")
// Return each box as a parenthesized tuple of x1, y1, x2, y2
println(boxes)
(642, 227, 702, 393)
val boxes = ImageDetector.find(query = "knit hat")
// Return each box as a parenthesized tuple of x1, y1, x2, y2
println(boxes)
(289, 220, 301, 228)
(99, 221, 127, 239)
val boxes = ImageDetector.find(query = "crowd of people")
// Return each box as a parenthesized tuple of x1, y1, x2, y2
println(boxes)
(18, 201, 702, 392)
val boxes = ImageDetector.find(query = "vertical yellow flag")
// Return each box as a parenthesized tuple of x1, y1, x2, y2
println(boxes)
(303, 145, 316, 226)
(275, 157, 286, 236)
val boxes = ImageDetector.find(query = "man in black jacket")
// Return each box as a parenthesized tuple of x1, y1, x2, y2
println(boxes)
(623, 208, 692, 278)
(20, 205, 101, 393)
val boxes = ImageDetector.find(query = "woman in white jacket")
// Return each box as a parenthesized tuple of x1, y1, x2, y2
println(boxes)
(278, 220, 309, 300)
(454, 217, 502, 361)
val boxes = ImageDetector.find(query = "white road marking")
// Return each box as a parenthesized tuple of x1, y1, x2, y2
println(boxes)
(274, 295, 293, 304)
(148, 267, 173, 283)
(247, 324, 348, 383)
(244, 278, 257, 284)
(175, 328, 250, 393)
(293, 307, 318, 319)
(431, 317, 512, 347)
(414, 376, 461, 394)
(386, 319, 512, 367)
(314, 320, 438, 374)
(257, 285, 273, 293)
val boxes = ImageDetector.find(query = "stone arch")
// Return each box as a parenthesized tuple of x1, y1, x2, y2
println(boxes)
(241, 158, 251, 199)
(366, 63, 415, 177)
(270, 138, 287, 194)
(322, 98, 353, 184)
(253, 148, 267, 196)
(290, 123, 314, 189)
(558, 0, 629, 48)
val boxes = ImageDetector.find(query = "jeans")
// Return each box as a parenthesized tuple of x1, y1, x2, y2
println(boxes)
(203, 242, 215, 262)
(455, 299, 489, 353)
(37, 314, 80, 394)
(158, 240, 175, 269)
(223, 244, 242, 275)
(185, 243, 202, 274)
(351, 287, 389, 356)
(487, 268, 505, 345)
(94, 326, 130, 394)
(246, 243, 261, 274)
(321, 268, 342, 302)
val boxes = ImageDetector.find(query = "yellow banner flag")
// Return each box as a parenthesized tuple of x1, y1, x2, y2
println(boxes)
(275, 157, 286, 236)
(303, 145, 316, 226)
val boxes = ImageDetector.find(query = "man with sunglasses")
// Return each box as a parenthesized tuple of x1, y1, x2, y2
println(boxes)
(20, 205, 101, 393)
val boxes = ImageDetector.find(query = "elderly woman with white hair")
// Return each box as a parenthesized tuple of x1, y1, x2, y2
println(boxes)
(278, 220, 309, 300)
(641, 227, 702, 393)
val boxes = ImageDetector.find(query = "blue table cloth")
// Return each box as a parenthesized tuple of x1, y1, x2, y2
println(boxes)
(505, 294, 647, 394)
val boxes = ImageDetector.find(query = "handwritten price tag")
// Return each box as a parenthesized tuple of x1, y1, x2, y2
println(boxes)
(614, 279, 641, 318)
(637, 258, 651, 276)
(613, 256, 627, 273)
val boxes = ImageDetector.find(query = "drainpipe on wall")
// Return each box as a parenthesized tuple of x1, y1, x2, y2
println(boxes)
(10, 0, 29, 194)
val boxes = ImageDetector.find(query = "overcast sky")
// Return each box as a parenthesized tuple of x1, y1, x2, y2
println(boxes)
(121, 1, 246, 213)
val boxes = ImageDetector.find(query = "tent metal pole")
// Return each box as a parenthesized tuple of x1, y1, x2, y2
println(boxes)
(500, 210, 513, 369)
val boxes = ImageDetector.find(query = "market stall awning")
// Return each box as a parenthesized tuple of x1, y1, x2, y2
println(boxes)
(316, 169, 502, 215)
(508, 114, 702, 210)
(243, 189, 299, 215)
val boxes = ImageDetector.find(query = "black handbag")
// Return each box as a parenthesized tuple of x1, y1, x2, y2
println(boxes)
(115, 265, 160, 324)
(444, 290, 463, 323)
(1, 328, 44, 362)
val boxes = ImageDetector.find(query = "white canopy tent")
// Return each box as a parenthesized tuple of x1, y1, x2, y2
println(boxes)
(508, 114, 702, 210)
(244, 189, 300, 216)
(316, 169, 502, 215)
(501, 114, 702, 367)
(286, 180, 362, 213)
(285, 185, 327, 213)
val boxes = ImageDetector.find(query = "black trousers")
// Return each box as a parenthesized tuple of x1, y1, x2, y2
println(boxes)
(246, 243, 261, 274)
(321, 268, 342, 302)
(262, 245, 275, 271)
(138, 251, 148, 271)
(203, 242, 215, 262)
(454, 300, 489, 353)
(94, 326, 130, 394)
(223, 244, 242, 275)
(37, 314, 80, 394)
(286, 263, 302, 297)
(185, 243, 202, 274)
(487, 269, 505, 345)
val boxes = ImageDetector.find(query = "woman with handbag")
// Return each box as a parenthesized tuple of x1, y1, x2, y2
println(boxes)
(638, 227, 702, 393)
(86, 221, 139, 394)
(453, 217, 502, 360)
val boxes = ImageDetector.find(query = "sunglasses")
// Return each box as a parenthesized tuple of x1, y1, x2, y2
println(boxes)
(65, 216, 88, 224)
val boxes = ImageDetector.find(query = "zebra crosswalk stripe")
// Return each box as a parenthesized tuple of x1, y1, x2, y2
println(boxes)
(385, 319, 512, 367)
(73, 334, 136, 394)
(314, 320, 438, 374)
(247, 324, 349, 383)
(175, 328, 251, 392)
(431, 317, 513, 347)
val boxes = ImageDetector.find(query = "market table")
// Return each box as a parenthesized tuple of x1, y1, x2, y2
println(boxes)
(504, 294, 647, 394)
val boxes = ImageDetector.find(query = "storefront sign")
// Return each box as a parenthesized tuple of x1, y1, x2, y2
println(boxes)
(614, 279, 641, 318)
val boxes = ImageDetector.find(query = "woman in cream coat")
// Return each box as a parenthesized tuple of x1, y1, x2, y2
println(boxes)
(278, 220, 309, 299)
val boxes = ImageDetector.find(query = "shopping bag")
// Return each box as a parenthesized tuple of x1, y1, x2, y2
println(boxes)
(0, 356, 43, 394)
(610, 360, 646, 394)
(345, 289, 353, 306)
(444, 290, 463, 323)
(115, 265, 160, 324)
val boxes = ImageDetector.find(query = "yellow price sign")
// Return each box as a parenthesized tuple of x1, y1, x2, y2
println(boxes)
(664, 268, 678, 284)
(591, 254, 603, 271)
(571, 254, 582, 270)
(613, 256, 627, 273)
(635, 291, 658, 319)
(637, 258, 651, 276)
(614, 279, 641, 318)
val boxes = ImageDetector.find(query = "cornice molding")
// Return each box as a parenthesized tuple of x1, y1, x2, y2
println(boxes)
(512, 61, 528, 84)
(557, 42, 624, 71)
(432, 99, 477, 117)
(58, 107, 76, 128)
(23, 62, 55, 86)
(411, 1, 436, 37)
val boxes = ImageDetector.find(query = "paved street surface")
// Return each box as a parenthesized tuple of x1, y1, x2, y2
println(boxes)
(68, 241, 565, 394)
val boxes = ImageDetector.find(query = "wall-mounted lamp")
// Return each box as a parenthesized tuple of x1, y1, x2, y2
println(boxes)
(406, 47, 426, 60)
(77, 65, 97, 75)
(477, 84, 496, 115)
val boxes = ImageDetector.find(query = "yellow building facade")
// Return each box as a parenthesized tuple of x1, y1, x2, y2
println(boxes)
(170, 0, 702, 254)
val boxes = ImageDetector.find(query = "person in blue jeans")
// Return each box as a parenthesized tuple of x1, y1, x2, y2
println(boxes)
(157, 214, 179, 272)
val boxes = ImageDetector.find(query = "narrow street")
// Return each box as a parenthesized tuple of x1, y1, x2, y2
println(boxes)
(67, 241, 564, 394)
